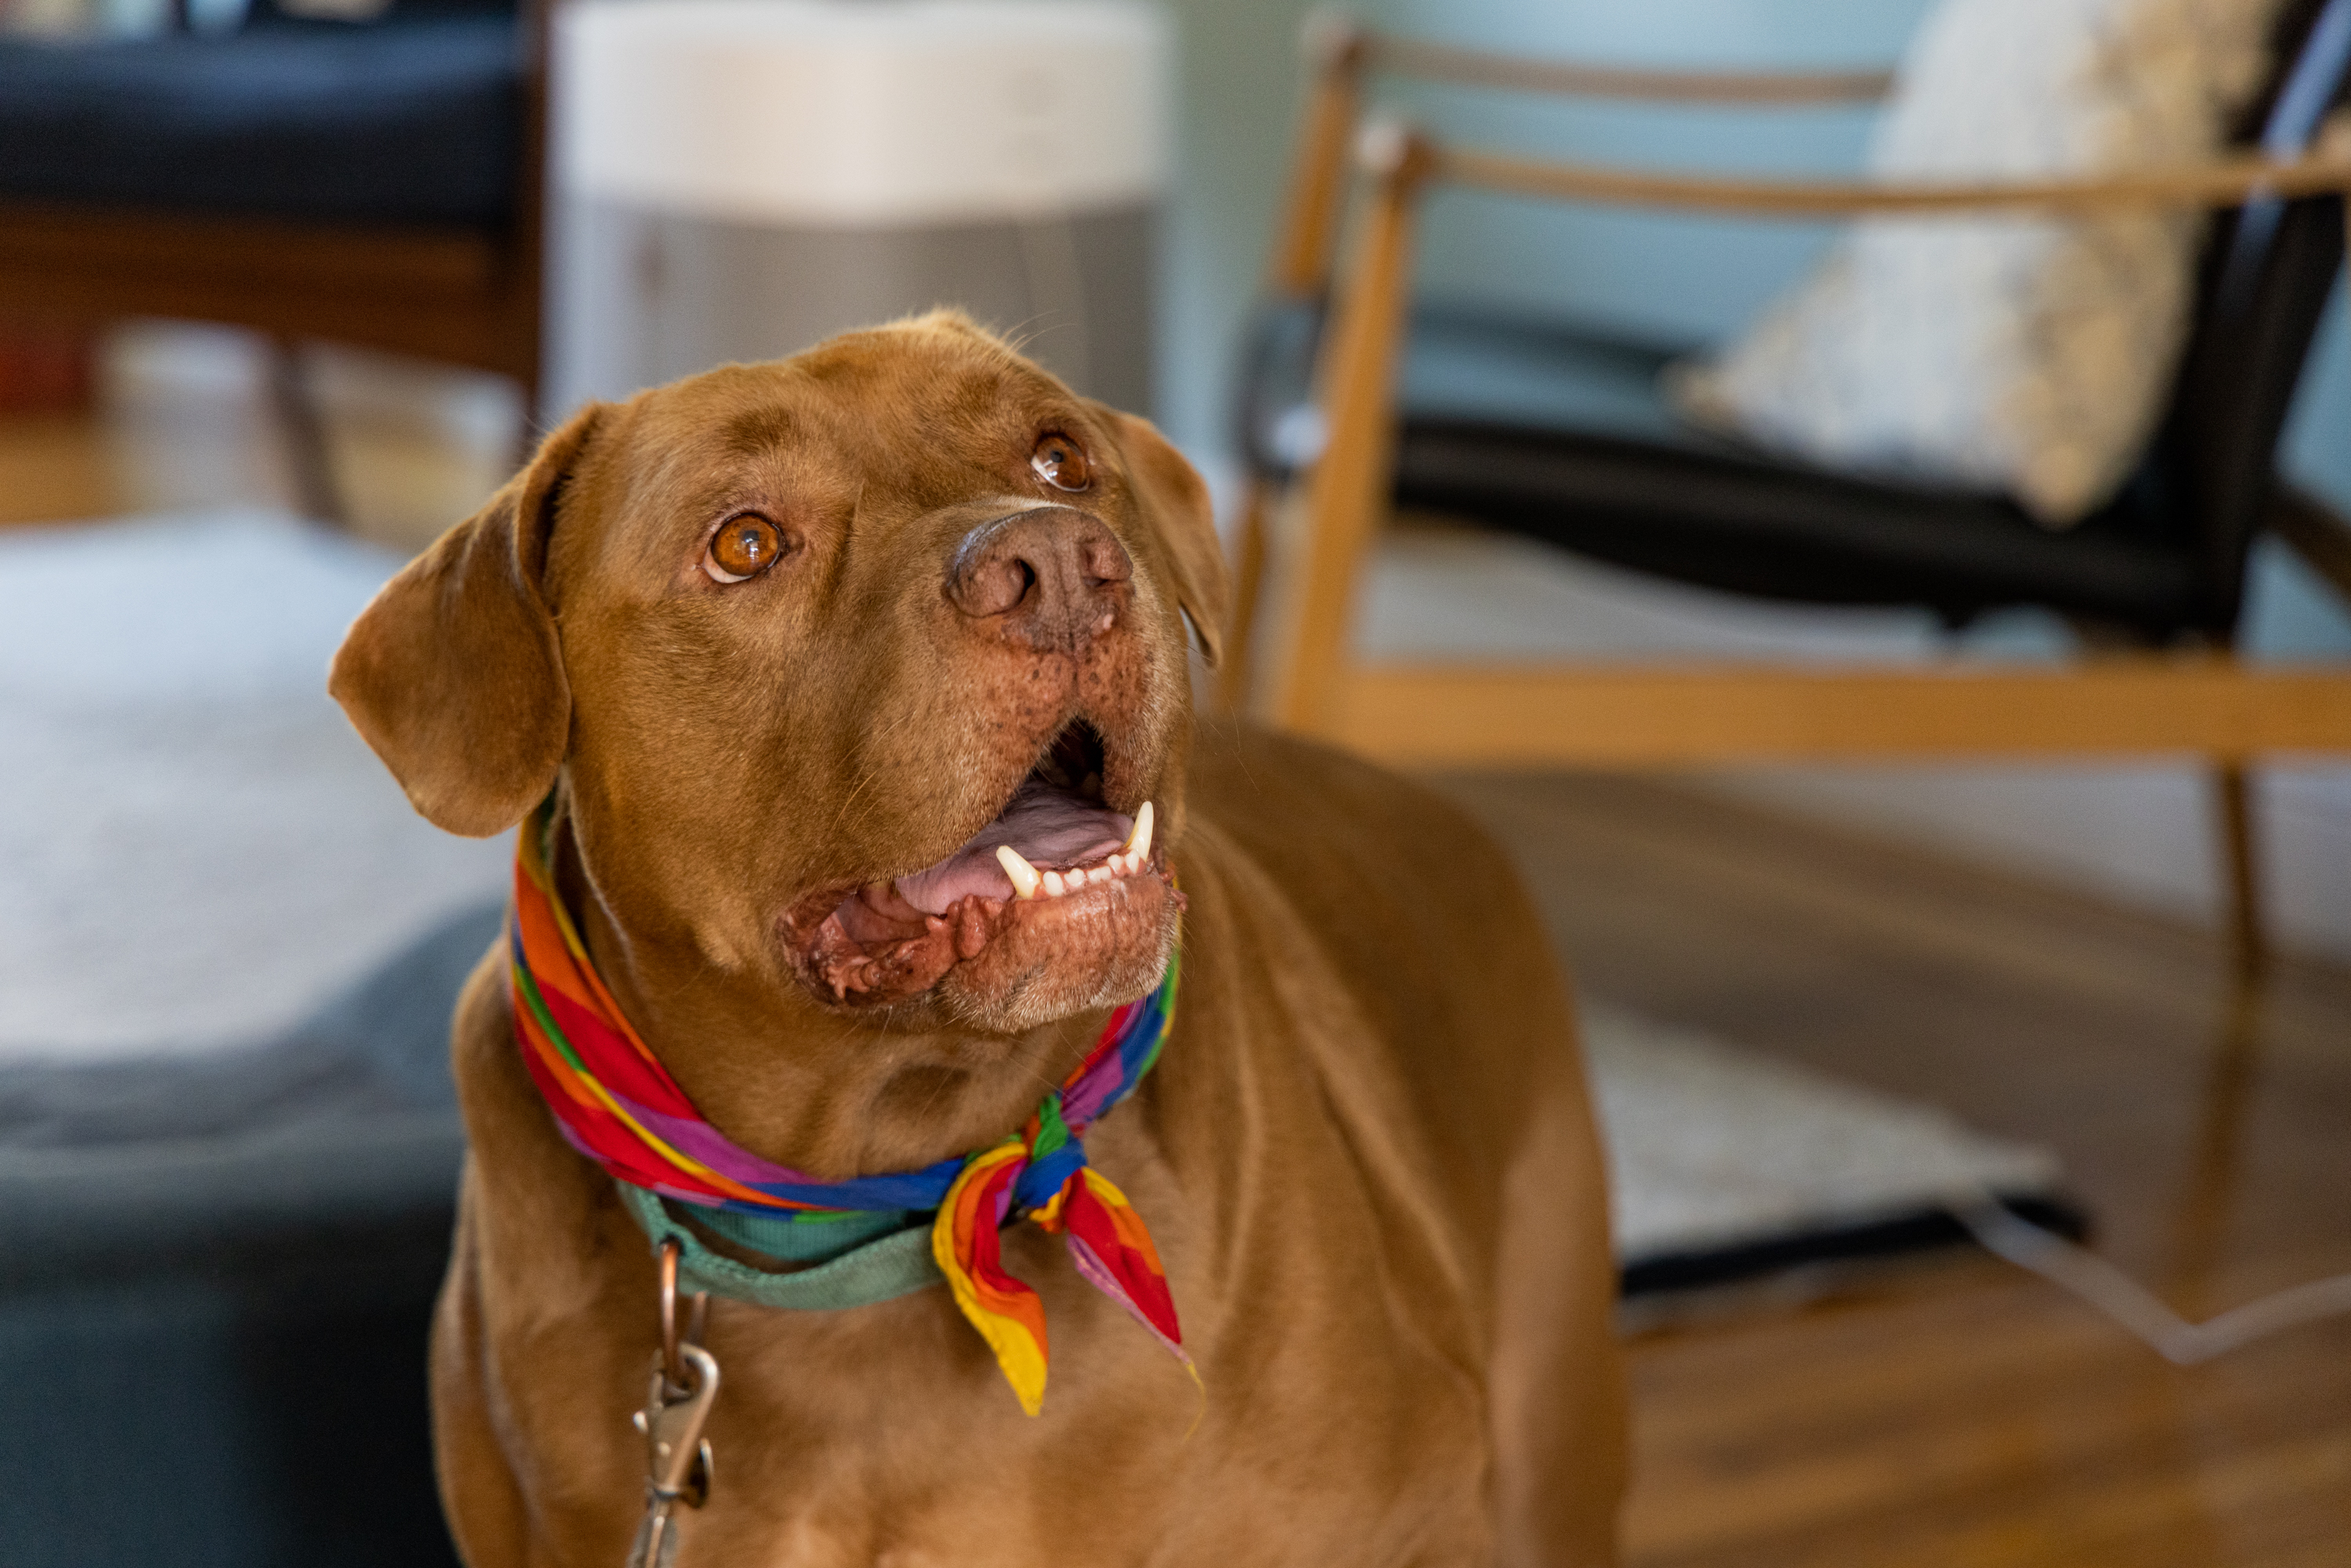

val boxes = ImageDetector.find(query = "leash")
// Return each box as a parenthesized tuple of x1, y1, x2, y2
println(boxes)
(625, 1238, 717, 1568)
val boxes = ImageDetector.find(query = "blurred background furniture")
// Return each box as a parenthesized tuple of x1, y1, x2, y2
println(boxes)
(1230, 2, 2351, 983)
(549, 0, 1167, 419)
(0, 318, 96, 413)
(0, 914, 488, 1568)
(0, 512, 509, 1568)
(0, 0, 547, 523)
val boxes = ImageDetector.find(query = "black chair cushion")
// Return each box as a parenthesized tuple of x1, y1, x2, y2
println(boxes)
(0, 16, 521, 227)
(1241, 301, 2212, 638)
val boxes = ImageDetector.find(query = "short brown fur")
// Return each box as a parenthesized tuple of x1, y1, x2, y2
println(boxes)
(331, 313, 1624, 1566)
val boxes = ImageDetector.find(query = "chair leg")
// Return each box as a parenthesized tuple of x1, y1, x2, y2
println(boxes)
(1217, 478, 1274, 713)
(1259, 133, 1433, 735)
(266, 335, 346, 527)
(2212, 760, 2267, 987)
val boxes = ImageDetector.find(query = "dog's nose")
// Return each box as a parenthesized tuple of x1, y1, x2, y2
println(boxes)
(947, 506, 1133, 653)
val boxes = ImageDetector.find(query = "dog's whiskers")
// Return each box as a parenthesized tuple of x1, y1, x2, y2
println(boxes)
(828, 708, 920, 837)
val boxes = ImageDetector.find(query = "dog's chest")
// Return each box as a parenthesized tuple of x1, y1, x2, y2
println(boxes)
(665, 1274, 1491, 1568)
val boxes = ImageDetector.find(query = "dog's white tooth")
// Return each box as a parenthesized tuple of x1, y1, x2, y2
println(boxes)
(995, 845, 1041, 900)
(1042, 869, 1067, 897)
(1122, 800, 1154, 864)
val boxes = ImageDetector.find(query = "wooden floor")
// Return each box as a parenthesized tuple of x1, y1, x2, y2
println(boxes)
(1447, 773, 2351, 1568)
(0, 327, 509, 552)
(6, 361, 2348, 1565)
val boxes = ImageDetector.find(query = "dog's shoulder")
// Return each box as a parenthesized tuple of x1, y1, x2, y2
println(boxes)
(1183, 717, 1541, 961)
(1178, 718, 1578, 1187)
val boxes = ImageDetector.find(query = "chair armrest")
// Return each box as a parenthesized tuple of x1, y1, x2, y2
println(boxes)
(1263, 20, 1892, 297)
(1365, 31, 1892, 106)
(1397, 129, 2351, 217)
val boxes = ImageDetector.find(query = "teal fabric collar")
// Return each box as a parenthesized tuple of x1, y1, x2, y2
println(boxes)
(615, 1182, 942, 1311)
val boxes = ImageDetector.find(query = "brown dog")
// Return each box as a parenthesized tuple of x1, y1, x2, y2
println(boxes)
(331, 313, 1624, 1566)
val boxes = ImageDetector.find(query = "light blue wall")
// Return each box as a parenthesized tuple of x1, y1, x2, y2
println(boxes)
(1152, 0, 2351, 653)
(1154, 0, 1932, 448)
(1364, 0, 1925, 343)
(1154, 0, 1328, 456)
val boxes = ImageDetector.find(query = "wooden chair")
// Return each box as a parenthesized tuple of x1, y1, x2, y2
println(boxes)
(0, 0, 551, 523)
(1229, 10, 2351, 981)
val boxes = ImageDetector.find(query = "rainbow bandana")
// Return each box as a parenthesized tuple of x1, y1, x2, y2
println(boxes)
(508, 808, 1186, 1414)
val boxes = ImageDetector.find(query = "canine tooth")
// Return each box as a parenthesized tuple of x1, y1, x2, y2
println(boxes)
(1042, 870, 1067, 897)
(995, 845, 1041, 900)
(1122, 800, 1154, 865)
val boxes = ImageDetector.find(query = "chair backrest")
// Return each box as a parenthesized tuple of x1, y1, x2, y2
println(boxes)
(2153, 0, 2351, 636)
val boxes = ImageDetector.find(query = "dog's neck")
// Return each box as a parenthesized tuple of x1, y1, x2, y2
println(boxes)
(542, 806, 1108, 1179)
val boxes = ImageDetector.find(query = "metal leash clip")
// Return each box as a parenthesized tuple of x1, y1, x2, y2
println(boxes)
(626, 1239, 718, 1568)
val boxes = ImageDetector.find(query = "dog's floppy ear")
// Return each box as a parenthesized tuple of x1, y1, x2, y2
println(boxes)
(330, 404, 603, 838)
(1108, 410, 1227, 666)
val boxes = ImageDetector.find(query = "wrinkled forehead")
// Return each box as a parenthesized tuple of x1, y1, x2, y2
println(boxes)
(663, 331, 1092, 494)
(555, 327, 1105, 590)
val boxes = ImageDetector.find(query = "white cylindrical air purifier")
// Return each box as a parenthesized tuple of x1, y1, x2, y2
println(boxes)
(548, 0, 1169, 418)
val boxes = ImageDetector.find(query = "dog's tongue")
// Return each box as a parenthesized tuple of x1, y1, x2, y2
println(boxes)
(893, 781, 1132, 916)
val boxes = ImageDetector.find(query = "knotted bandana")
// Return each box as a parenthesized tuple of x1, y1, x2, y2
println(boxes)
(508, 805, 1186, 1414)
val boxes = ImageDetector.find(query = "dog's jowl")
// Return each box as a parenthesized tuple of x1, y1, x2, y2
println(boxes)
(331, 313, 1625, 1566)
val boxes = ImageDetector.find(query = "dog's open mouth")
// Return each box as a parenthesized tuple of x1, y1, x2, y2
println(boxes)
(783, 720, 1168, 1008)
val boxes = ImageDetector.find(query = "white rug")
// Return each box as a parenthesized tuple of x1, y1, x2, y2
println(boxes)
(1586, 1006, 2058, 1269)
(0, 512, 510, 1063)
(0, 512, 2065, 1273)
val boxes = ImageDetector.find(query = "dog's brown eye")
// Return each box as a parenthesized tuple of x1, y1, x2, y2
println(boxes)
(1031, 433, 1091, 491)
(705, 515, 787, 583)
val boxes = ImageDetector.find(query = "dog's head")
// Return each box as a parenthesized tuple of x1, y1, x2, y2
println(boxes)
(332, 313, 1223, 1039)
